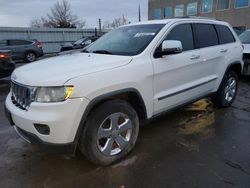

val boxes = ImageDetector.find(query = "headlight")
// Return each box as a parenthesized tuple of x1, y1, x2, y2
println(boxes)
(35, 86, 74, 103)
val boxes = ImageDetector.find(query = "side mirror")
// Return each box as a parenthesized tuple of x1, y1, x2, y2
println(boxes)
(154, 40, 183, 58)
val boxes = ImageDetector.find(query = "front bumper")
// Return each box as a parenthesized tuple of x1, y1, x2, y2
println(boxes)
(5, 93, 89, 144)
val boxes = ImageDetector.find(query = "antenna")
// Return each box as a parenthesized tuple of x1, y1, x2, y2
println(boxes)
(139, 4, 141, 22)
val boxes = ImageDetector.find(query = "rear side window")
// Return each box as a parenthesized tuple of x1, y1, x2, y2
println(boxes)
(9, 40, 32, 46)
(0, 40, 7, 47)
(215, 25, 235, 44)
(195, 24, 219, 48)
(165, 24, 194, 51)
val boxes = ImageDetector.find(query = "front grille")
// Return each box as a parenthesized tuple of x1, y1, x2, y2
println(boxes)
(11, 81, 35, 111)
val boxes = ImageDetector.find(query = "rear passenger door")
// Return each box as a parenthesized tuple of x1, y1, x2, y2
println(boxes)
(193, 23, 224, 91)
(213, 25, 239, 89)
(8, 40, 33, 60)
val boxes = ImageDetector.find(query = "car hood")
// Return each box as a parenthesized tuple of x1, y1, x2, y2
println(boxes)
(11, 52, 132, 86)
(243, 43, 250, 54)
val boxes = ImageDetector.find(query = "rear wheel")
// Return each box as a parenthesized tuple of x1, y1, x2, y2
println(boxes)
(25, 52, 36, 62)
(212, 70, 238, 107)
(79, 100, 139, 166)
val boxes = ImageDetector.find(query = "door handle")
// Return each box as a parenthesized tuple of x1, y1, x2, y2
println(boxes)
(220, 49, 228, 53)
(190, 55, 200, 60)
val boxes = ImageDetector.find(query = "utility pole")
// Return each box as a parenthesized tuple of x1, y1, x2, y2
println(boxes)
(139, 4, 141, 22)
(98, 18, 102, 36)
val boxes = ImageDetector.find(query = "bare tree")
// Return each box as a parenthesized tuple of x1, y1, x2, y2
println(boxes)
(30, 0, 86, 28)
(103, 15, 129, 29)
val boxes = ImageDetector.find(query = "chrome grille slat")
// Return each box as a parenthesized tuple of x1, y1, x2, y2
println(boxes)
(11, 81, 34, 111)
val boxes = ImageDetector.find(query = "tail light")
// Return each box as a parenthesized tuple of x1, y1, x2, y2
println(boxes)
(36, 41, 42, 48)
(0, 54, 10, 59)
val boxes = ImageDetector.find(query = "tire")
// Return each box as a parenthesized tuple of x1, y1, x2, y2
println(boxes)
(212, 70, 238, 107)
(25, 52, 37, 62)
(79, 100, 139, 166)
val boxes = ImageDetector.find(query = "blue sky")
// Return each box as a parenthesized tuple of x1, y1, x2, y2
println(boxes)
(0, 0, 148, 28)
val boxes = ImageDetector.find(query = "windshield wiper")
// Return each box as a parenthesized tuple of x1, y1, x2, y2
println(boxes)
(92, 50, 113, 55)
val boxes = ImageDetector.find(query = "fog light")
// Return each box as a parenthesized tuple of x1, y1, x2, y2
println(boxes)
(34, 124, 50, 135)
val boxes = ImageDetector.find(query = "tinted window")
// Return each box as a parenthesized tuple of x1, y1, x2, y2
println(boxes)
(215, 25, 235, 44)
(165, 24, 194, 51)
(196, 24, 219, 48)
(0, 40, 7, 47)
(9, 40, 32, 46)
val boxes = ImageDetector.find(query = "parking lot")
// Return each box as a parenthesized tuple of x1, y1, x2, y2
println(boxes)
(0, 71, 249, 187)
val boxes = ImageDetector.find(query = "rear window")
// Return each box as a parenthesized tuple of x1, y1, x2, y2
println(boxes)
(9, 40, 33, 46)
(215, 25, 235, 44)
(195, 24, 219, 48)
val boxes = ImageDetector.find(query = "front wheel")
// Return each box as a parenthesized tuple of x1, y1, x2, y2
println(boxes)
(212, 70, 239, 107)
(79, 100, 139, 166)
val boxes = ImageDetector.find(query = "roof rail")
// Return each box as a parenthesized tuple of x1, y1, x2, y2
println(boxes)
(180, 16, 217, 20)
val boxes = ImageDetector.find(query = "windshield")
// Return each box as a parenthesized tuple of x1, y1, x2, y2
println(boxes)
(85, 24, 165, 56)
(74, 38, 86, 45)
(239, 30, 250, 44)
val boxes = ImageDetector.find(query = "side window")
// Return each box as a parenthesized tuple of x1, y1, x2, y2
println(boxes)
(215, 25, 235, 44)
(9, 40, 32, 46)
(195, 24, 219, 48)
(0, 40, 7, 47)
(165, 24, 194, 51)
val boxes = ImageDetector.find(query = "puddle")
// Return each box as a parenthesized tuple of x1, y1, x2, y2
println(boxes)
(176, 99, 215, 151)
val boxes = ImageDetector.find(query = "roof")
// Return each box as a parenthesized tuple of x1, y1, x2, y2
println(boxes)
(128, 17, 229, 26)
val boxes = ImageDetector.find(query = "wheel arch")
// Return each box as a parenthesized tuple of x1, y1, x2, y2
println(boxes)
(73, 88, 148, 144)
(225, 61, 243, 78)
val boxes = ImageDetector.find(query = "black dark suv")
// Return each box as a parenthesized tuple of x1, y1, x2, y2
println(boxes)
(0, 39, 44, 62)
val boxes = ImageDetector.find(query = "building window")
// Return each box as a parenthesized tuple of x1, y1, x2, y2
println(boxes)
(200, 0, 213, 13)
(175, 4, 184, 17)
(153, 9, 161, 19)
(217, 0, 230, 10)
(187, 2, 198, 15)
(235, 0, 249, 8)
(164, 7, 173, 18)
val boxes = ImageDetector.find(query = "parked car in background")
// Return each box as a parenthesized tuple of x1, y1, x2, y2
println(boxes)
(0, 39, 43, 63)
(239, 30, 250, 76)
(60, 36, 99, 52)
(0, 50, 15, 78)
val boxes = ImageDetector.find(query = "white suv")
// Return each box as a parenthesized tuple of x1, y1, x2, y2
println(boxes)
(5, 18, 243, 165)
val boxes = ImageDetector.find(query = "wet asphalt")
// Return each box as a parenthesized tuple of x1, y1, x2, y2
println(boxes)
(0, 76, 249, 188)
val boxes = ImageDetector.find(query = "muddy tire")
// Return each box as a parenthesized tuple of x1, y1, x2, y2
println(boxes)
(79, 100, 139, 166)
(212, 70, 238, 107)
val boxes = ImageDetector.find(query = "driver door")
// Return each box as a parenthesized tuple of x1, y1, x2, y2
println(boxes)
(152, 23, 206, 115)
